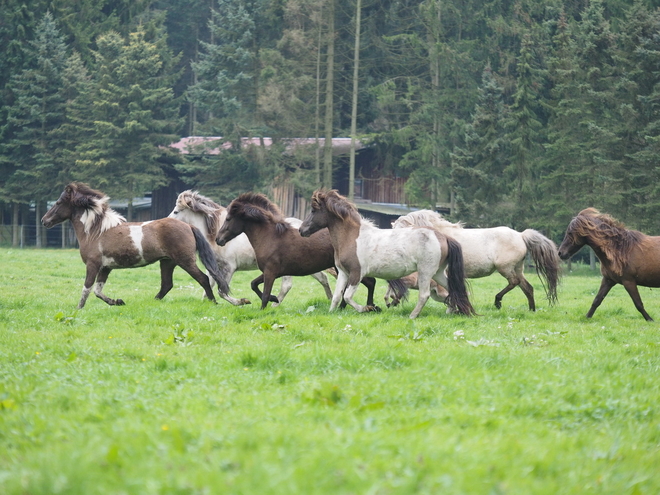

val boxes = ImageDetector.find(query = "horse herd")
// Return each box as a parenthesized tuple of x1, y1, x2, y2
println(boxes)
(41, 182, 660, 321)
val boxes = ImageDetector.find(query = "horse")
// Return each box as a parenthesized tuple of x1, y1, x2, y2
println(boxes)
(168, 190, 333, 306)
(215, 192, 379, 310)
(299, 190, 475, 319)
(558, 207, 660, 321)
(393, 210, 560, 311)
(41, 182, 229, 309)
(383, 273, 448, 308)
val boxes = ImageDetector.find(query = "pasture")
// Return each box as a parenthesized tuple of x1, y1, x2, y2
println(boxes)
(0, 247, 658, 494)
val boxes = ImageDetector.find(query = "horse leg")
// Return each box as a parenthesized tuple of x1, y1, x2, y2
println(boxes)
(216, 266, 251, 305)
(518, 276, 536, 311)
(361, 277, 378, 308)
(93, 267, 124, 306)
(330, 270, 349, 311)
(494, 281, 518, 309)
(310, 271, 334, 299)
(586, 277, 616, 318)
(155, 259, 176, 300)
(410, 272, 432, 319)
(342, 283, 373, 313)
(78, 263, 101, 309)
(621, 280, 654, 321)
(272, 276, 293, 306)
(251, 274, 279, 304)
(260, 275, 276, 310)
(175, 258, 217, 302)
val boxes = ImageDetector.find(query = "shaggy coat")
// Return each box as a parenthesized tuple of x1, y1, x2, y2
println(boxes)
(42, 182, 228, 308)
(393, 209, 560, 311)
(215, 192, 377, 310)
(558, 207, 660, 321)
(169, 190, 332, 306)
(300, 190, 475, 319)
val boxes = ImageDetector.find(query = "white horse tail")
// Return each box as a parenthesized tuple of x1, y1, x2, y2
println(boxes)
(192, 225, 231, 296)
(444, 236, 477, 316)
(520, 229, 561, 305)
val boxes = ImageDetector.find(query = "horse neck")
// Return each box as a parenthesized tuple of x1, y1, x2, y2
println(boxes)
(240, 219, 282, 254)
(326, 211, 362, 251)
(68, 211, 97, 249)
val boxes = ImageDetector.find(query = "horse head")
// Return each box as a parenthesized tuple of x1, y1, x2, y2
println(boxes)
(216, 193, 287, 246)
(170, 190, 225, 237)
(300, 189, 358, 237)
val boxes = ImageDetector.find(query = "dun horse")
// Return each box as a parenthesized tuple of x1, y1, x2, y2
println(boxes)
(42, 182, 229, 309)
(215, 192, 379, 310)
(169, 190, 333, 306)
(393, 210, 560, 311)
(558, 207, 660, 321)
(299, 190, 475, 319)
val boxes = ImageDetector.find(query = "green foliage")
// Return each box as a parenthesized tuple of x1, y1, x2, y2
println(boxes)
(2, 248, 660, 493)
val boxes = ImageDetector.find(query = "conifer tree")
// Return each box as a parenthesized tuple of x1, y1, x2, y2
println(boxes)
(75, 27, 181, 219)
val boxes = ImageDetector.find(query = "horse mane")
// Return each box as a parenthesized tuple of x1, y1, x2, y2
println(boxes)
(229, 192, 289, 235)
(311, 189, 363, 224)
(394, 210, 463, 230)
(64, 182, 125, 237)
(571, 208, 644, 276)
(177, 190, 225, 236)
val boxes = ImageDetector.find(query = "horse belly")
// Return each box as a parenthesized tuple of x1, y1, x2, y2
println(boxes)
(99, 224, 151, 269)
(356, 234, 422, 279)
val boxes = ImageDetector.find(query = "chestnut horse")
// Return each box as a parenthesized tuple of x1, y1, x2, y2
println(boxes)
(169, 190, 333, 306)
(299, 190, 475, 319)
(215, 192, 379, 310)
(558, 207, 660, 321)
(42, 182, 229, 309)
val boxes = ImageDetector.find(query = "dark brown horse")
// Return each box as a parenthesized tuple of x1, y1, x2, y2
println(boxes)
(558, 207, 660, 321)
(42, 182, 229, 309)
(299, 189, 475, 319)
(215, 192, 378, 310)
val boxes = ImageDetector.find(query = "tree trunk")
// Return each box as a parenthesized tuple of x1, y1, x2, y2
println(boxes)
(348, 0, 362, 200)
(322, 0, 335, 189)
(35, 201, 41, 248)
(12, 202, 19, 247)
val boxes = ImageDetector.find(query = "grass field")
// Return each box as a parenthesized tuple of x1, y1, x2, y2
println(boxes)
(0, 247, 659, 494)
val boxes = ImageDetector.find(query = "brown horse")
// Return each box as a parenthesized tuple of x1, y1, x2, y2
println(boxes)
(558, 207, 660, 321)
(215, 192, 378, 310)
(169, 190, 333, 306)
(42, 182, 229, 309)
(299, 189, 475, 319)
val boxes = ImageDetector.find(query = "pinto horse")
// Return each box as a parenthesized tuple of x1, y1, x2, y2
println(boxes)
(558, 207, 660, 321)
(393, 210, 560, 310)
(215, 192, 378, 310)
(299, 190, 475, 319)
(169, 190, 333, 306)
(42, 182, 229, 309)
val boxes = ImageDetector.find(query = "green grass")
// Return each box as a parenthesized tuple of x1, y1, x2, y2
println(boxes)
(1, 247, 659, 494)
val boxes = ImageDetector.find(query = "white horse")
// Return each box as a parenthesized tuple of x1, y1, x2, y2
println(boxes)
(169, 190, 333, 306)
(299, 190, 475, 319)
(392, 210, 560, 310)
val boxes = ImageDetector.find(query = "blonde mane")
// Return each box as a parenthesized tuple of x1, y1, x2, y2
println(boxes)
(177, 190, 225, 235)
(393, 210, 463, 230)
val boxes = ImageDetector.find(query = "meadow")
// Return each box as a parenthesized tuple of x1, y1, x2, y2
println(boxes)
(0, 247, 658, 494)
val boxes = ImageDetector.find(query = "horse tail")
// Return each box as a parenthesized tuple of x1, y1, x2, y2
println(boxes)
(192, 225, 230, 296)
(521, 229, 561, 305)
(444, 236, 476, 316)
(387, 279, 409, 304)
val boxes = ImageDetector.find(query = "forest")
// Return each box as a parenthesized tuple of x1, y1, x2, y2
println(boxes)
(2, 0, 660, 245)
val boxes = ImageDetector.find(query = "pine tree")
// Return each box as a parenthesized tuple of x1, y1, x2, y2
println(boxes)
(75, 27, 181, 219)
(1, 12, 70, 225)
(451, 63, 509, 226)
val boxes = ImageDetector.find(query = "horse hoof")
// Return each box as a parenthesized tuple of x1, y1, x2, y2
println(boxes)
(116, 299, 125, 306)
(241, 298, 252, 305)
(366, 305, 381, 313)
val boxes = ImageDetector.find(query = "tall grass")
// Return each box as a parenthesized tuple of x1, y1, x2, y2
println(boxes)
(1, 247, 658, 494)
